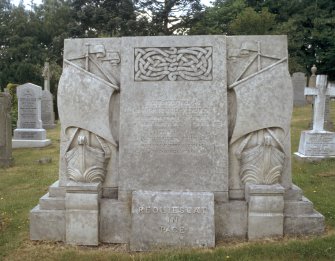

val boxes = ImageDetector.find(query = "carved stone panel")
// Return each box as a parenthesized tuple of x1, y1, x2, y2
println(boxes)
(119, 36, 228, 193)
(130, 191, 215, 251)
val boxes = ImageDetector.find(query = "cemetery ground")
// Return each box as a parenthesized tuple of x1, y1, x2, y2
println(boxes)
(0, 104, 335, 261)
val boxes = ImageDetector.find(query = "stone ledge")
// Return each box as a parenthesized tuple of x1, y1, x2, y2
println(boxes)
(12, 139, 51, 148)
(39, 193, 65, 210)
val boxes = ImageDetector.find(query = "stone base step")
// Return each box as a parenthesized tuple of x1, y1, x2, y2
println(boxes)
(48, 180, 66, 198)
(284, 184, 303, 201)
(284, 196, 314, 216)
(30, 205, 65, 241)
(284, 210, 325, 235)
(39, 193, 65, 210)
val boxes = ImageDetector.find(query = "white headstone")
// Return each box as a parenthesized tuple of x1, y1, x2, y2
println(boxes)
(12, 83, 51, 148)
(296, 75, 335, 158)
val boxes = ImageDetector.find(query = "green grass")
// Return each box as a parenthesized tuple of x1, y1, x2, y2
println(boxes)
(1, 103, 335, 260)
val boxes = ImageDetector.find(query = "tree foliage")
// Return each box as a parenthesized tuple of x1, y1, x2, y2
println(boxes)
(0, 0, 335, 92)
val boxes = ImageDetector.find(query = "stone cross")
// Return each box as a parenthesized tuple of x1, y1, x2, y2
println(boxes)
(42, 61, 51, 91)
(305, 75, 335, 132)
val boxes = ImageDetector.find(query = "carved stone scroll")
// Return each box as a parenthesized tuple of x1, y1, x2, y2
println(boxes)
(134, 47, 212, 81)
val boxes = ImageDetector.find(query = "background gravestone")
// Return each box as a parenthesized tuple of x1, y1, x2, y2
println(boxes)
(12, 83, 51, 148)
(295, 75, 335, 159)
(0, 92, 13, 167)
(41, 61, 56, 129)
(292, 72, 307, 106)
(41, 90, 56, 129)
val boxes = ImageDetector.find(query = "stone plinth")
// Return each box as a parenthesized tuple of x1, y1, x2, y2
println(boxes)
(246, 184, 285, 240)
(65, 182, 101, 246)
(12, 83, 51, 148)
(295, 130, 335, 159)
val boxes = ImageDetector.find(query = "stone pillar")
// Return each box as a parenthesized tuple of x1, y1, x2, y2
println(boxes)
(245, 184, 284, 240)
(307, 65, 317, 129)
(65, 182, 101, 246)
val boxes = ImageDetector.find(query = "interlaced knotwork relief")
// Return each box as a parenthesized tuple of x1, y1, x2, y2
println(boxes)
(134, 47, 212, 81)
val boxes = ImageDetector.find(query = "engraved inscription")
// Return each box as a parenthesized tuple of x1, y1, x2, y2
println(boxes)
(305, 134, 335, 155)
(134, 47, 212, 81)
(131, 191, 214, 251)
(129, 99, 218, 155)
(19, 98, 38, 128)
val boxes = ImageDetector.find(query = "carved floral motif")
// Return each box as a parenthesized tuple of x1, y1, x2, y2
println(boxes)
(134, 47, 212, 81)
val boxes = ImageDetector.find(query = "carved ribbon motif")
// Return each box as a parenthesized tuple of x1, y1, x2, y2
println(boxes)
(134, 47, 212, 81)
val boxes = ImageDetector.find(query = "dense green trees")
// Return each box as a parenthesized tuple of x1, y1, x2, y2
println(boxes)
(0, 0, 334, 92)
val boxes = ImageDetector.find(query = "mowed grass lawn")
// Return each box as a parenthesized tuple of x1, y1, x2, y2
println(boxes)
(1, 103, 335, 261)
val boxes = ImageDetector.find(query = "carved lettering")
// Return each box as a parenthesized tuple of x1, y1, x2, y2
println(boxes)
(137, 206, 207, 214)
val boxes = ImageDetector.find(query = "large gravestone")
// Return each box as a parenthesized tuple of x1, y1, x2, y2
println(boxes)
(30, 36, 324, 250)
(292, 72, 307, 106)
(41, 61, 56, 129)
(12, 83, 51, 148)
(0, 92, 13, 167)
(295, 75, 335, 159)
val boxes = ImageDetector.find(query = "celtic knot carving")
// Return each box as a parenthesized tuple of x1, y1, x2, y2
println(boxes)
(134, 47, 212, 81)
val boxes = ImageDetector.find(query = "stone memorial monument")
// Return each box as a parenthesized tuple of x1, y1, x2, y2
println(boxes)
(295, 75, 335, 159)
(0, 92, 13, 167)
(292, 72, 307, 106)
(307, 65, 333, 130)
(30, 36, 324, 250)
(41, 61, 56, 129)
(12, 83, 51, 148)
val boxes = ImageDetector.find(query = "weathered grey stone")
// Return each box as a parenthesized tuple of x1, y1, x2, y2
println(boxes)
(30, 205, 65, 241)
(12, 83, 51, 148)
(48, 180, 66, 198)
(29, 35, 325, 249)
(246, 184, 285, 240)
(41, 90, 56, 129)
(215, 201, 247, 240)
(226, 35, 293, 198)
(284, 211, 325, 235)
(65, 182, 101, 246)
(284, 196, 313, 216)
(0, 92, 12, 167)
(284, 184, 303, 201)
(292, 72, 307, 106)
(119, 36, 228, 195)
(39, 193, 65, 210)
(130, 191, 215, 251)
(100, 199, 130, 243)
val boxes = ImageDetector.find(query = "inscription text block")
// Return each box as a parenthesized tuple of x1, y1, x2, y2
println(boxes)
(130, 191, 215, 251)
